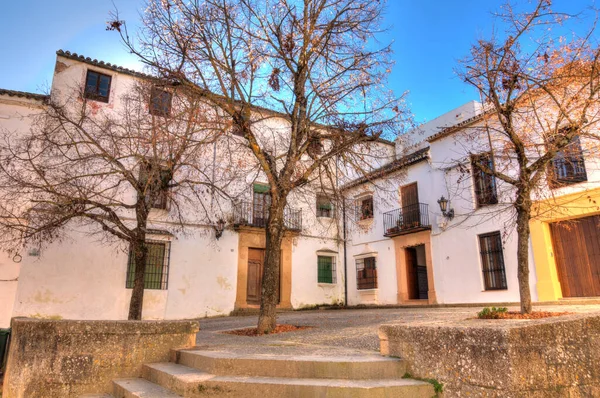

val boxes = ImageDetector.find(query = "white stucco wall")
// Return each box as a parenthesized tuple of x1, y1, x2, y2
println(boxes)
(0, 94, 45, 327)
(12, 224, 240, 320)
(290, 235, 345, 308)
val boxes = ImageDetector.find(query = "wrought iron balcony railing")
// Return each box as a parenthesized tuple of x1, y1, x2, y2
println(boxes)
(383, 203, 431, 237)
(233, 201, 302, 232)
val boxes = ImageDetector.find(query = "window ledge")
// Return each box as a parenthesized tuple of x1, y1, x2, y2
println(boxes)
(358, 218, 374, 225)
(318, 283, 337, 287)
(357, 288, 378, 292)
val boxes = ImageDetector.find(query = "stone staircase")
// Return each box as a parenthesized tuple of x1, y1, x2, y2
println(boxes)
(87, 349, 435, 397)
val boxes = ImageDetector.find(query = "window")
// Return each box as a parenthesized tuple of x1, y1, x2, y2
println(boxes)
(140, 162, 171, 210)
(253, 183, 270, 227)
(471, 153, 498, 207)
(150, 87, 173, 117)
(356, 256, 377, 289)
(84, 70, 112, 102)
(126, 241, 170, 290)
(307, 137, 323, 157)
(550, 135, 587, 186)
(358, 196, 374, 220)
(478, 232, 507, 290)
(317, 256, 336, 283)
(316, 194, 334, 218)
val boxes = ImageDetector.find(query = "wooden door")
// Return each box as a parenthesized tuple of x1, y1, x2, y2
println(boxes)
(246, 248, 281, 305)
(550, 215, 600, 297)
(246, 248, 264, 304)
(401, 183, 420, 226)
(405, 247, 418, 299)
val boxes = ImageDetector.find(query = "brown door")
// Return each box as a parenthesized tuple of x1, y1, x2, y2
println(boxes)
(401, 183, 420, 226)
(246, 248, 264, 304)
(405, 247, 418, 299)
(246, 248, 281, 305)
(550, 215, 600, 297)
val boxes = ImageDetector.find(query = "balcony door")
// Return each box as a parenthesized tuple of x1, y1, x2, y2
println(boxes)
(401, 183, 420, 226)
(253, 184, 270, 227)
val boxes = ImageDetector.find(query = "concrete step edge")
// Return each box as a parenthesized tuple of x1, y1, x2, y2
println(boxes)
(113, 378, 181, 398)
(143, 362, 432, 389)
(178, 349, 404, 363)
(175, 350, 407, 380)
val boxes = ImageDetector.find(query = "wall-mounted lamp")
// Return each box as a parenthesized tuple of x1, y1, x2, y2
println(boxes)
(437, 196, 454, 220)
(214, 219, 226, 240)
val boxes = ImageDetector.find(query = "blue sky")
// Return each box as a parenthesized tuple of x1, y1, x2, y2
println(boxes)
(0, 0, 593, 123)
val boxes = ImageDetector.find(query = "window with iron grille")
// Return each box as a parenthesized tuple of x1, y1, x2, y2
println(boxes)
(140, 162, 171, 210)
(126, 241, 170, 290)
(316, 194, 334, 218)
(358, 196, 374, 220)
(478, 232, 507, 290)
(356, 256, 377, 289)
(317, 256, 336, 283)
(150, 87, 173, 117)
(84, 70, 112, 103)
(471, 153, 498, 207)
(550, 135, 587, 186)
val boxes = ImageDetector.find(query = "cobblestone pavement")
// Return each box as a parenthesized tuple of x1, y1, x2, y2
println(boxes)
(195, 304, 600, 354)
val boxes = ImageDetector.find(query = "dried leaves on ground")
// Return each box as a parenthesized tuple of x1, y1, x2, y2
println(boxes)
(479, 311, 572, 320)
(223, 324, 313, 336)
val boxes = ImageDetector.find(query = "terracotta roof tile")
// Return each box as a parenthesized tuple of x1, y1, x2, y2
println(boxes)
(0, 88, 48, 101)
(341, 147, 429, 190)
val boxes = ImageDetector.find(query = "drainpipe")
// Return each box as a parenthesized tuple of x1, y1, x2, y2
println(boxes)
(342, 199, 348, 306)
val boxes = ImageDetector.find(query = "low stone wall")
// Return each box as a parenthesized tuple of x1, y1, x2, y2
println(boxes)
(379, 313, 600, 397)
(2, 317, 199, 398)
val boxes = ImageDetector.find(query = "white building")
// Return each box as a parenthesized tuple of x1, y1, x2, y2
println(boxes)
(1, 51, 599, 327)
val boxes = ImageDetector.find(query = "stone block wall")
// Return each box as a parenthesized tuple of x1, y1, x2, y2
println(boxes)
(2, 318, 199, 398)
(379, 313, 600, 397)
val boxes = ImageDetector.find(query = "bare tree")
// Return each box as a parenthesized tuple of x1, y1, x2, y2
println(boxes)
(110, 0, 407, 332)
(457, 0, 600, 313)
(0, 81, 226, 320)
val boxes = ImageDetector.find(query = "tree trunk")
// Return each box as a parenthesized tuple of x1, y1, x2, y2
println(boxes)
(515, 202, 533, 314)
(257, 200, 285, 334)
(128, 239, 148, 320)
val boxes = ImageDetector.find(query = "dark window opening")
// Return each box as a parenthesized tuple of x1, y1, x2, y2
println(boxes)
(252, 183, 271, 227)
(318, 255, 336, 283)
(356, 256, 377, 289)
(126, 241, 170, 290)
(307, 137, 323, 157)
(317, 194, 334, 218)
(150, 87, 173, 117)
(358, 196, 374, 220)
(140, 162, 171, 210)
(478, 231, 508, 290)
(84, 70, 112, 102)
(550, 135, 587, 186)
(472, 153, 498, 207)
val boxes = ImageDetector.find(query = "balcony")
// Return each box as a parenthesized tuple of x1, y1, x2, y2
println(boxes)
(383, 203, 431, 237)
(233, 201, 302, 232)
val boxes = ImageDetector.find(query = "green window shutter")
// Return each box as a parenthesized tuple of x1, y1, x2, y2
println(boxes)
(253, 183, 270, 193)
(318, 256, 334, 283)
(126, 250, 135, 289)
(126, 242, 167, 290)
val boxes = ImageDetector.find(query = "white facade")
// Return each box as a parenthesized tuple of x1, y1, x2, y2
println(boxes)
(0, 52, 352, 326)
(3, 51, 597, 327)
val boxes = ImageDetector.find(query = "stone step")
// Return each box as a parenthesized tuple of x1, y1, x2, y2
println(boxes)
(143, 362, 434, 398)
(113, 378, 182, 398)
(79, 394, 115, 398)
(175, 349, 407, 380)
